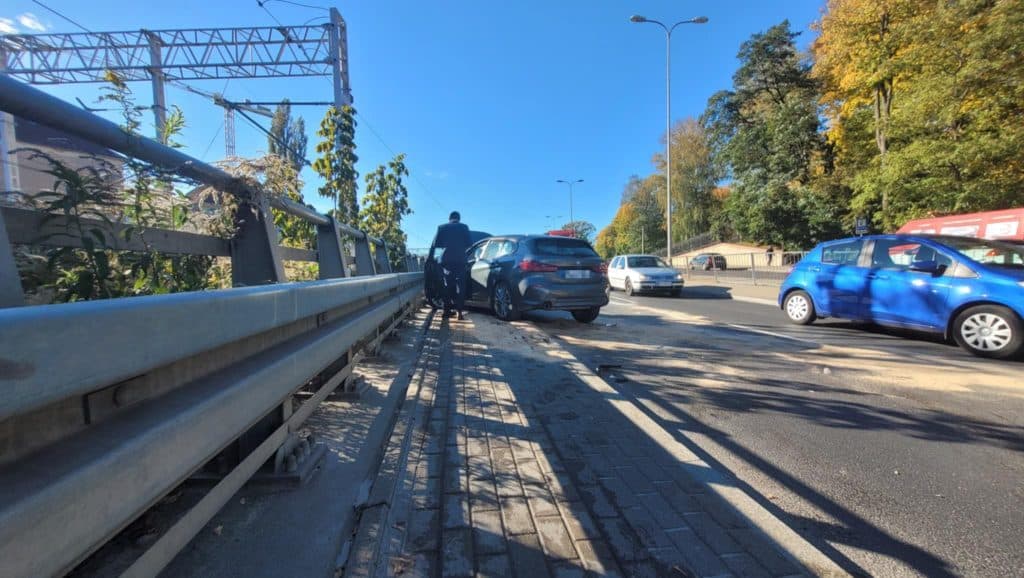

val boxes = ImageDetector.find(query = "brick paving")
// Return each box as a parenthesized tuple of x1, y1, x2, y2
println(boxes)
(346, 312, 811, 578)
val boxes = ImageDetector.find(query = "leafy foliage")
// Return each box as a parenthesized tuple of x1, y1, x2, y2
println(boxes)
(268, 99, 308, 172)
(562, 220, 596, 243)
(360, 154, 413, 270)
(313, 105, 359, 225)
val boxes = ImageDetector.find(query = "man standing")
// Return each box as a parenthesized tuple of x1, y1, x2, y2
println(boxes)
(434, 211, 472, 320)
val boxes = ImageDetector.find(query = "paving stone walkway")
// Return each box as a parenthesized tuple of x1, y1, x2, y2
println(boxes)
(345, 311, 813, 578)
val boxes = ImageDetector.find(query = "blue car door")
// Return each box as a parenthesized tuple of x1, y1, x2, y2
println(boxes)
(864, 239, 953, 329)
(815, 239, 869, 317)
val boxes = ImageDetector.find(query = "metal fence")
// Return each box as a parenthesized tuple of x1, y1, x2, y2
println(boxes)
(678, 250, 809, 286)
(0, 75, 424, 577)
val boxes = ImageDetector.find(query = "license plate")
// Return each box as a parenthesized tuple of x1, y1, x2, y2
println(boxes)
(657, 282, 671, 287)
(565, 270, 590, 279)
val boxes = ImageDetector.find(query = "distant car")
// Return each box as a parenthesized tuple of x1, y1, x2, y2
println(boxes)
(424, 229, 491, 309)
(607, 254, 683, 297)
(463, 235, 608, 323)
(779, 234, 1024, 358)
(690, 253, 727, 271)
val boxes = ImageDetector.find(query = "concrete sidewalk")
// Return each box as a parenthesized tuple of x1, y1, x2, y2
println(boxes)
(344, 309, 844, 577)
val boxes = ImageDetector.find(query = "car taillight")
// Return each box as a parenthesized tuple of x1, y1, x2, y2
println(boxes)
(519, 259, 558, 273)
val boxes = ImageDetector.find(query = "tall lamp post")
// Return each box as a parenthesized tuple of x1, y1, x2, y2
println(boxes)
(630, 14, 707, 263)
(556, 179, 584, 228)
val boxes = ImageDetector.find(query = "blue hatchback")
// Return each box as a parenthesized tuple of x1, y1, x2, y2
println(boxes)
(779, 235, 1024, 358)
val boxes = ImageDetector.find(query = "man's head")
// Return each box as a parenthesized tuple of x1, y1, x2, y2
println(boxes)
(449, 211, 461, 223)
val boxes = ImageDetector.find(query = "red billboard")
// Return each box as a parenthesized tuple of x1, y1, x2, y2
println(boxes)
(897, 208, 1024, 241)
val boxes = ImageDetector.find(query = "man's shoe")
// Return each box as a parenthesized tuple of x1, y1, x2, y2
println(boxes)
(442, 309, 453, 319)
(457, 311, 466, 321)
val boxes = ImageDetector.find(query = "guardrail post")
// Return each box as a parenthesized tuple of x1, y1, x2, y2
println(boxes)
(316, 216, 351, 279)
(750, 253, 757, 285)
(353, 236, 376, 276)
(373, 240, 392, 274)
(230, 195, 286, 286)
(0, 212, 25, 308)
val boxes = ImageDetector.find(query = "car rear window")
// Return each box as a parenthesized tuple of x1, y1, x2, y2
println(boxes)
(531, 238, 599, 258)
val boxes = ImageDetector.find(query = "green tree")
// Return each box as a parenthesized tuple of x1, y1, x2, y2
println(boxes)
(268, 99, 308, 173)
(562, 220, 596, 243)
(702, 21, 844, 249)
(313, 105, 359, 225)
(360, 154, 413, 270)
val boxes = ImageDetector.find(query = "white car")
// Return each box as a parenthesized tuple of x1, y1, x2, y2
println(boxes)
(607, 254, 684, 296)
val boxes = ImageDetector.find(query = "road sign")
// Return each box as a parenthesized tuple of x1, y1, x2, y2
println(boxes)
(855, 217, 869, 236)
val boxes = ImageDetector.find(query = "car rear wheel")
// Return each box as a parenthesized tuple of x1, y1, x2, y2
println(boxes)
(953, 305, 1023, 359)
(492, 281, 521, 322)
(625, 279, 635, 297)
(572, 307, 600, 323)
(784, 290, 816, 325)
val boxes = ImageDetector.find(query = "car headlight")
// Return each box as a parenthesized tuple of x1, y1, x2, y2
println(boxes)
(1018, 281, 1024, 288)
(675, 273, 683, 280)
(636, 274, 650, 281)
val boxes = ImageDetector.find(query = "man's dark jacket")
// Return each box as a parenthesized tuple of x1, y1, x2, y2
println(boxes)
(434, 222, 472, 267)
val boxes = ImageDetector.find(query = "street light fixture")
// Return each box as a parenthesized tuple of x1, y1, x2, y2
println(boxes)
(630, 14, 707, 263)
(556, 179, 584, 226)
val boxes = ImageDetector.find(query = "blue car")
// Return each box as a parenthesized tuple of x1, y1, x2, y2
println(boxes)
(779, 235, 1024, 358)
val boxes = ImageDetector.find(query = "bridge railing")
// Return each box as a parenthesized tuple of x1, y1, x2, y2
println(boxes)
(0, 74, 424, 577)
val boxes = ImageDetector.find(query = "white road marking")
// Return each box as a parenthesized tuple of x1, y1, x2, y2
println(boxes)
(725, 323, 819, 345)
(609, 296, 634, 306)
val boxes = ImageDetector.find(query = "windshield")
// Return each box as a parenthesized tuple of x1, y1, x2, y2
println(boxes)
(531, 238, 599, 258)
(937, 237, 1024, 269)
(628, 256, 669, 268)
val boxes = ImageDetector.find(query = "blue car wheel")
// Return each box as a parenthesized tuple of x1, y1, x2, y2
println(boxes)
(952, 305, 1023, 359)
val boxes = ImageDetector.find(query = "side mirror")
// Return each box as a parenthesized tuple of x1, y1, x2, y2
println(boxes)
(909, 260, 942, 274)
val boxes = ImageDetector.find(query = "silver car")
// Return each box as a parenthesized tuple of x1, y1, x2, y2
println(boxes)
(607, 254, 684, 296)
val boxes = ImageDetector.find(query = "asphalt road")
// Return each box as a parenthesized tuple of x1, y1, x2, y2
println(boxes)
(522, 287, 1024, 577)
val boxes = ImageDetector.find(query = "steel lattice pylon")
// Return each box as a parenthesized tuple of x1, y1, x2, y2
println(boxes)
(0, 8, 351, 142)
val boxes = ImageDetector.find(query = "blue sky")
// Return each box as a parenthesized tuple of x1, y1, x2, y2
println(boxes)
(2, 1, 825, 249)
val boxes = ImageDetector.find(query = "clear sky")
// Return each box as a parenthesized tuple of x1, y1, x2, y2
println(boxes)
(2, 0, 825, 249)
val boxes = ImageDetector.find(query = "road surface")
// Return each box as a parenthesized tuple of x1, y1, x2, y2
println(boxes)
(523, 287, 1024, 577)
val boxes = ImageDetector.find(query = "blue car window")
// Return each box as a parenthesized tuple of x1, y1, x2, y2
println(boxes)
(821, 240, 863, 265)
(870, 240, 953, 272)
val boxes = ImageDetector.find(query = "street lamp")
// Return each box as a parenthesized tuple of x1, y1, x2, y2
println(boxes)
(630, 14, 707, 263)
(556, 179, 584, 226)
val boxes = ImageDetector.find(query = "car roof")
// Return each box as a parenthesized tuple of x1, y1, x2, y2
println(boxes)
(822, 233, 990, 245)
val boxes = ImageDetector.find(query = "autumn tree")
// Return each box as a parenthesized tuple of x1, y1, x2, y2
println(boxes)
(653, 118, 719, 242)
(561, 220, 596, 243)
(814, 0, 1024, 229)
(360, 154, 412, 270)
(268, 100, 308, 173)
(313, 105, 359, 225)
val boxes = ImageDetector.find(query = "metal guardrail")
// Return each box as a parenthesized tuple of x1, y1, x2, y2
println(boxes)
(678, 251, 809, 286)
(0, 74, 426, 576)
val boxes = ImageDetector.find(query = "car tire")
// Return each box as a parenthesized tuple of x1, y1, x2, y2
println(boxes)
(572, 307, 600, 323)
(952, 305, 1023, 359)
(783, 290, 816, 325)
(625, 279, 635, 297)
(491, 281, 521, 322)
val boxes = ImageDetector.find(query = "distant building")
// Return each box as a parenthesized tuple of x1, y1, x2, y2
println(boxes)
(0, 113, 124, 207)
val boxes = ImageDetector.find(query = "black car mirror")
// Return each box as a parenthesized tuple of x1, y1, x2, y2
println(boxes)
(909, 260, 944, 274)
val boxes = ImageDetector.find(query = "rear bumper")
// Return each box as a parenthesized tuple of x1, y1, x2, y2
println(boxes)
(519, 281, 608, 311)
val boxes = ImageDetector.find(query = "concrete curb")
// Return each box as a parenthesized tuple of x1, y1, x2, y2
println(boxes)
(341, 309, 438, 577)
(515, 321, 851, 578)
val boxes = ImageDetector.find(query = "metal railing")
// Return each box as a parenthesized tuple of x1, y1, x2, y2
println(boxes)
(677, 250, 809, 286)
(0, 75, 424, 577)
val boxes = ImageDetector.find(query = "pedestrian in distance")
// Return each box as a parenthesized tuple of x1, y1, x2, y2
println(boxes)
(434, 211, 472, 320)
(766, 245, 775, 267)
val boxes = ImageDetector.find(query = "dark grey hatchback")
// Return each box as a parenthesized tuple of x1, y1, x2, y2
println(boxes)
(464, 235, 608, 323)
